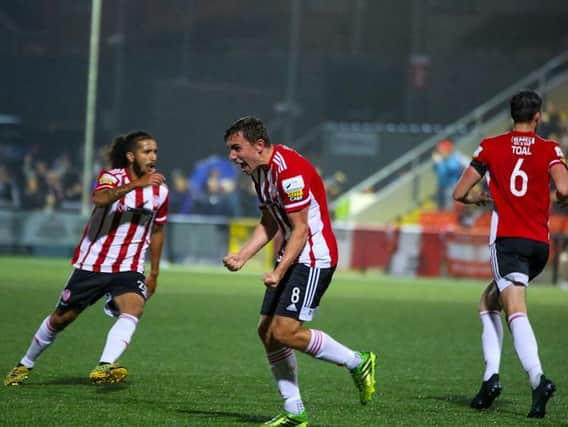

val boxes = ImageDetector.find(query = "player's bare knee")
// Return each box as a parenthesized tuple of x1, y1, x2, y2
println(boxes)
(479, 282, 501, 312)
(501, 282, 527, 315)
(272, 321, 304, 347)
(48, 314, 66, 330)
(50, 310, 80, 330)
(121, 305, 144, 318)
(115, 293, 145, 318)
(480, 296, 500, 312)
(271, 325, 295, 346)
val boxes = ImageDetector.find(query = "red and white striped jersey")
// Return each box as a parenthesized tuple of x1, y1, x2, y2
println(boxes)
(72, 168, 169, 273)
(252, 144, 338, 268)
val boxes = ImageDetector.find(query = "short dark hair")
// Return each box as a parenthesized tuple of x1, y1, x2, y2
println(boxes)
(510, 90, 542, 123)
(108, 130, 153, 169)
(224, 116, 271, 146)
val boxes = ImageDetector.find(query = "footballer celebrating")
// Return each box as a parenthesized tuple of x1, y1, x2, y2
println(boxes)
(5, 131, 168, 386)
(223, 117, 376, 427)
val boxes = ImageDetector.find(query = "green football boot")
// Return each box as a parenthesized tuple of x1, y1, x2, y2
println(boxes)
(350, 351, 377, 404)
(260, 411, 308, 426)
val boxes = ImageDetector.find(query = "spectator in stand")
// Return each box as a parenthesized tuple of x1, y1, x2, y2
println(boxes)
(237, 173, 260, 217)
(61, 167, 83, 210)
(169, 169, 193, 214)
(22, 173, 45, 210)
(203, 167, 224, 215)
(432, 139, 467, 210)
(19, 149, 83, 211)
(542, 105, 568, 289)
(190, 155, 240, 217)
(0, 163, 20, 208)
(52, 153, 82, 210)
(21, 155, 50, 210)
(44, 170, 65, 211)
(323, 170, 347, 200)
(539, 102, 562, 139)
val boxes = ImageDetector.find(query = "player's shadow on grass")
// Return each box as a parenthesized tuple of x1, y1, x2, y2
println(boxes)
(32, 377, 91, 386)
(94, 383, 129, 393)
(423, 394, 471, 407)
(176, 409, 267, 424)
(177, 410, 326, 427)
(33, 377, 129, 393)
(423, 395, 523, 417)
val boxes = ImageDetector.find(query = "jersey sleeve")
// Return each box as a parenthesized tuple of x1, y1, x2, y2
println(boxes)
(470, 140, 488, 176)
(278, 167, 311, 213)
(548, 141, 567, 170)
(94, 169, 120, 191)
(155, 185, 169, 225)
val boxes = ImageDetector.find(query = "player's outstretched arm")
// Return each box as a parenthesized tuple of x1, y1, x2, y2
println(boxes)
(223, 208, 278, 272)
(92, 172, 166, 207)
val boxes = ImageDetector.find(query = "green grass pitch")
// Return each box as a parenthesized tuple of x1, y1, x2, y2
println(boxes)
(0, 256, 566, 426)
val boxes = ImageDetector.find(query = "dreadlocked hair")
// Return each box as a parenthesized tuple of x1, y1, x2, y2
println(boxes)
(108, 131, 153, 169)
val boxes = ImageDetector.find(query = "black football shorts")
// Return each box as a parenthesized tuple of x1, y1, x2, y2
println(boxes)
(490, 237, 549, 291)
(55, 269, 147, 314)
(260, 263, 335, 321)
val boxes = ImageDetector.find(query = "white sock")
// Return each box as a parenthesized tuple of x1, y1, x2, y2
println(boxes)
(508, 312, 543, 389)
(305, 329, 361, 369)
(267, 348, 304, 415)
(20, 316, 59, 368)
(99, 313, 138, 364)
(480, 310, 503, 381)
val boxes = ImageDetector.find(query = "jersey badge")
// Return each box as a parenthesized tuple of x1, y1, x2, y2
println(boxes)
(98, 174, 117, 186)
(282, 175, 305, 201)
(60, 288, 71, 303)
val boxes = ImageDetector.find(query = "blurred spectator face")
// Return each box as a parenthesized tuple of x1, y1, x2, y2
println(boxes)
(27, 175, 38, 193)
(545, 102, 557, 114)
(53, 153, 71, 175)
(173, 173, 188, 192)
(46, 171, 61, 188)
(437, 139, 454, 157)
(560, 134, 568, 150)
(206, 168, 221, 194)
(220, 178, 235, 193)
(35, 160, 48, 176)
